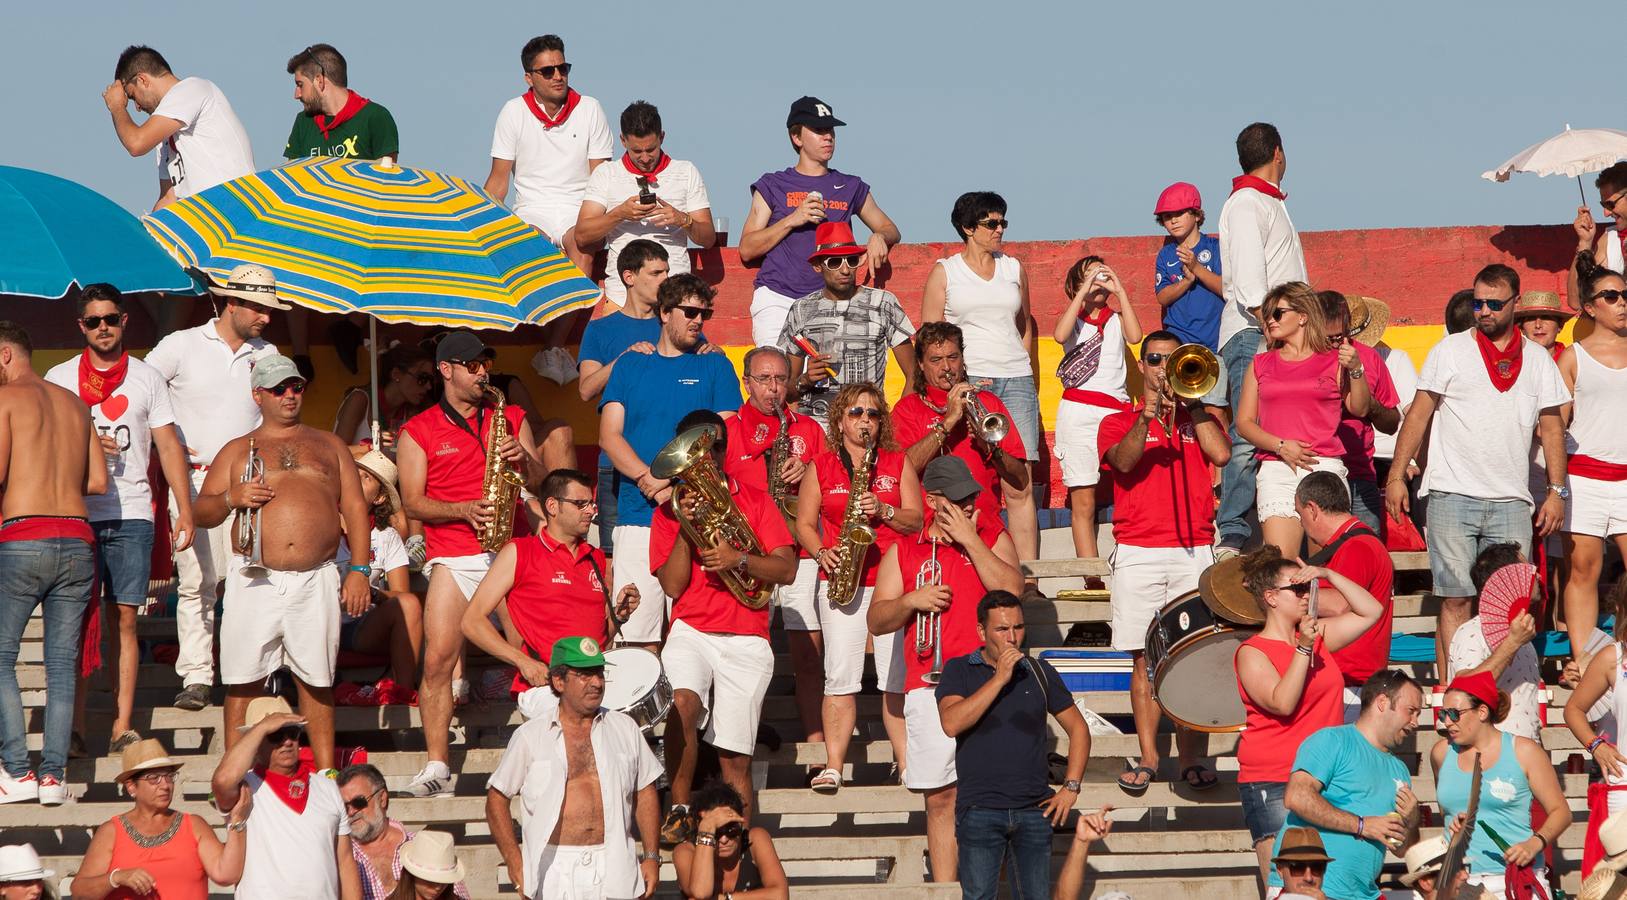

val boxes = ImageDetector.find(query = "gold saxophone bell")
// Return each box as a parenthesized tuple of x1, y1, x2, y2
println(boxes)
(651, 424, 775, 609)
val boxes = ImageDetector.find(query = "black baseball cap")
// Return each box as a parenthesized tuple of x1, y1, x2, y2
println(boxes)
(922, 456, 982, 503)
(787, 96, 846, 129)
(435, 332, 492, 365)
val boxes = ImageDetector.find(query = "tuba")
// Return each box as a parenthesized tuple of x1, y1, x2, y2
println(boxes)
(766, 402, 798, 530)
(233, 438, 267, 577)
(1159, 344, 1220, 433)
(824, 445, 878, 607)
(650, 424, 774, 609)
(477, 385, 526, 553)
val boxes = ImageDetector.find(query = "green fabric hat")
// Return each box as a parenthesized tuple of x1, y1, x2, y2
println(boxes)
(550, 636, 607, 669)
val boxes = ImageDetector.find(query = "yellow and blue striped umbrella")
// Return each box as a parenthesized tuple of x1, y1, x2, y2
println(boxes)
(142, 156, 600, 330)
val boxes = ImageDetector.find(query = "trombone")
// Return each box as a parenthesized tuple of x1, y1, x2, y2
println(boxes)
(233, 438, 268, 578)
(914, 540, 945, 685)
(1158, 344, 1220, 434)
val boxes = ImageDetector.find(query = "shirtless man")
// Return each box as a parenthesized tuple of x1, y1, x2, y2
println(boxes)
(193, 355, 371, 770)
(0, 322, 106, 805)
(487, 636, 663, 900)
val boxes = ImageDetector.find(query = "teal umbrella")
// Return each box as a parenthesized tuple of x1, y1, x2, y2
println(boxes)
(0, 166, 200, 298)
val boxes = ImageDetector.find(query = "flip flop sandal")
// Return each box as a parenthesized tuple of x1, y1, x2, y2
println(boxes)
(1118, 764, 1156, 796)
(811, 768, 843, 794)
(1181, 765, 1219, 791)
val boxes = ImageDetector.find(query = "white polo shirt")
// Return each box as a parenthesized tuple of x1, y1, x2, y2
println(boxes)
(583, 157, 710, 304)
(44, 356, 173, 522)
(490, 92, 614, 218)
(151, 77, 256, 200)
(487, 707, 662, 900)
(236, 768, 350, 900)
(143, 319, 277, 467)
(1217, 185, 1307, 348)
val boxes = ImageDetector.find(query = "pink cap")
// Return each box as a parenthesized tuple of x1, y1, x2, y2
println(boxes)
(1154, 182, 1202, 215)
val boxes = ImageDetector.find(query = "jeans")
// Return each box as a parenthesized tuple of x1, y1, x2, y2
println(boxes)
(596, 464, 621, 555)
(1348, 478, 1383, 535)
(1425, 491, 1533, 597)
(956, 806, 1052, 900)
(972, 374, 1042, 462)
(92, 519, 155, 606)
(1216, 327, 1263, 548)
(0, 537, 95, 778)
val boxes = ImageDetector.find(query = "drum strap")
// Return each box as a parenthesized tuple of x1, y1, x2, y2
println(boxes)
(585, 553, 621, 644)
(1306, 521, 1378, 568)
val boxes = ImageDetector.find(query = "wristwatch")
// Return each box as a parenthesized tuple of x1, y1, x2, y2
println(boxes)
(1349, 367, 1365, 380)
(1548, 483, 1571, 500)
(1063, 779, 1082, 792)
(227, 820, 248, 833)
(638, 850, 662, 863)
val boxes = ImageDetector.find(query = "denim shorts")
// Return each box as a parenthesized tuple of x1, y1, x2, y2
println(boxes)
(972, 374, 1041, 461)
(1424, 491, 1533, 597)
(596, 464, 621, 555)
(1239, 780, 1288, 844)
(92, 519, 155, 606)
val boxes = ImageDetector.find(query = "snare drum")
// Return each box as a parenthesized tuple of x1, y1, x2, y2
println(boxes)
(602, 647, 673, 734)
(1144, 590, 1256, 732)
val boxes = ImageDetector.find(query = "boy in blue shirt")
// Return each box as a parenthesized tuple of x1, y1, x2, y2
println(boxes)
(1152, 182, 1225, 350)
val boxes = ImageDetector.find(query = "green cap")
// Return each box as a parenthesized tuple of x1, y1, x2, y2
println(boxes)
(550, 636, 607, 670)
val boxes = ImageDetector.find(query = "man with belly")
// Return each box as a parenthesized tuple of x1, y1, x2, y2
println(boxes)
(193, 354, 373, 771)
(487, 636, 663, 899)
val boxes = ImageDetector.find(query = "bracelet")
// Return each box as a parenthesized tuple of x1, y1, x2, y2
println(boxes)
(110, 869, 122, 886)
(882, 503, 896, 521)
(695, 832, 717, 847)
(1534, 833, 1549, 851)
(1276, 439, 1285, 455)
(1294, 643, 1314, 657)
(1590, 734, 1610, 755)
(1355, 816, 1365, 839)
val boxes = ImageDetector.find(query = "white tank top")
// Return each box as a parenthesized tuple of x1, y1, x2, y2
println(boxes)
(1608, 642, 1627, 786)
(1608, 228, 1625, 274)
(939, 253, 1031, 378)
(1569, 343, 1627, 462)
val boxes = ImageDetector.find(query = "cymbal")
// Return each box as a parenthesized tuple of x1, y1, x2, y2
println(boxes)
(1199, 555, 1264, 626)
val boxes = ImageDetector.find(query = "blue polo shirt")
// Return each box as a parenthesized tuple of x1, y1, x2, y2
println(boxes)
(935, 649, 1072, 813)
(1154, 233, 1224, 349)
(600, 350, 741, 527)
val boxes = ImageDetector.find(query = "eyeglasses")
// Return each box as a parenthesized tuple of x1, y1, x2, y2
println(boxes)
(846, 407, 883, 420)
(264, 725, 303, 745)
(80, 314, 125, 330)
(747, 374, 790, 386)
(715, 822, 745, 841)
(526, 63, 573, 78)
(1274, 582, 1312, 597)
(557, 498, 598, 510)
(1591, 289, 1627, 305)
(1143, 352, 1168, 365)
(821, 254, 863, 270)
(449, 357, 493, 374)
(673, 305, 715, 321)
(345, 788, 385, 812)
(261, 381, 307, 397)
(1472, 298, 1511, 312)
(976, 218, 1009, 231)
(1283, 861, 1327, 875)
(1269, 307, 1293, 322)
(136, 771, 178, 786)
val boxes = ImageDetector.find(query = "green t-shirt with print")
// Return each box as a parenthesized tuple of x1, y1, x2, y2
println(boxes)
(283, 99, 399, 160)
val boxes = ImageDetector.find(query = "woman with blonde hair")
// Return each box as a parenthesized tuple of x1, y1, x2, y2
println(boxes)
(795, 382, 923, 792)
(1236, 281, 1370, 555)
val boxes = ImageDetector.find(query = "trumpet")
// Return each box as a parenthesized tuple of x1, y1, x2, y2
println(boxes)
(1157, 344, 1220, 434)
(959, 377, 1010, 445)
(914, 540, 945, 685)
(233, 438, 268, 578)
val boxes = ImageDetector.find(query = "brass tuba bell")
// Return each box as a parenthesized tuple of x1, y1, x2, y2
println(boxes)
(650, 424, 775, 609)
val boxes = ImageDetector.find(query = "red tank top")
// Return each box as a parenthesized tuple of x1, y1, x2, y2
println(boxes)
(399, 402, 531, 559)
(1234, 635, 1345, 782)
(507, 532, 610, 692)
(893, 525, 1005, 693)
(106, 812, 207, 900)
(813, 448, 908, 587)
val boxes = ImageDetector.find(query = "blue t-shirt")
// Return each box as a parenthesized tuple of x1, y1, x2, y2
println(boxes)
(1270, 725, 1411, 900)
(750, 167, 871, 299)
(580, 313, 707, 467)
(600, 352, 741, 527)
(1154, 233, 1224, 350)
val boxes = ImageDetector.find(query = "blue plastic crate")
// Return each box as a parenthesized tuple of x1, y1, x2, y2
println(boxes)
(1038, 649, 1133, 692)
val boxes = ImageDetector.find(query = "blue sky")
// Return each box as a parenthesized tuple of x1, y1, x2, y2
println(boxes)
(5, 1, 1605, 242)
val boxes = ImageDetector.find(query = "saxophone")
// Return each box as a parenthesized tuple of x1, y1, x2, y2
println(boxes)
(766, 402, 798, 530)
(650, 424, 775, 609)
(477, 385, 526, 553)
(824, 444, 878, 607)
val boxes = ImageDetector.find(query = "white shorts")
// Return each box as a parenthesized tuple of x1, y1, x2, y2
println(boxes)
(819, 584, 903, 694)
(778, 558, 821, 632)
(1054, 399, 1121, 488)
(221, 560, 341, 687)
(537, 843, 609, 900)
(426, 552, 495, 602)
(611, 525, 669, 643)
(513, 203, 583, 246)
(1255, 457, 1348, 522)
(663, 620, 774, 755)
(1565, 473, 1627, 538)
(903, 687, 956, 791)
(1108, 543, 1214, 652)
(750, 286, 800, 348)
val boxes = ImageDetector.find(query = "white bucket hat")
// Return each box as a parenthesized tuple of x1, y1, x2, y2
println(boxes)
(0, 844, 54, 881)
(401, 830, 465, 885)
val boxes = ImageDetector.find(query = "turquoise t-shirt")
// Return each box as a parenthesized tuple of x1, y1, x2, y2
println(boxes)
(1269, 725, 1412, 900)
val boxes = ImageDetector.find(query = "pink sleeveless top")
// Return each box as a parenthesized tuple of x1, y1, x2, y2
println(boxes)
(1254, 350, 1344, 458)
(107, 812, 208, 900)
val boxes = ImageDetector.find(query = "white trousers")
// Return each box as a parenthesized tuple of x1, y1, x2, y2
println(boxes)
(170, 467, 231, 685)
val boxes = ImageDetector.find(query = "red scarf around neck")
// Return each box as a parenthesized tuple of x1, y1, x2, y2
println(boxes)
(255, 762, 315, 814)
(77, 349, 129, 406)
(1231, 174, 1287, 201)
(523, 89, 580, 128)
(1474, 329, 1524, 392)
(622, 152, 672, 186)
(1078, 304, 1113, 327)
(1550, 341, 1567, 362)
(314, 91, 370, 139)
(737, 402, 783, 455)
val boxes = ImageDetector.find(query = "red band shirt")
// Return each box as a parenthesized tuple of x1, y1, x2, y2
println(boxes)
(399, 403, 531, 559)
(650, 479, 794, 638)
(506, 531, 610, 692)
(893, 524, 1007, 693)
(813, 448, 908, 587)
(893, 388, 1027, 521)
(723, 403, 823, 559)
(1318, 518, 1395, 686)
(1095, 406, 1216, 548)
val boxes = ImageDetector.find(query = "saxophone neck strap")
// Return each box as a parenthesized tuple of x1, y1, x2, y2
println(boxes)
(439, 398, 490, 452)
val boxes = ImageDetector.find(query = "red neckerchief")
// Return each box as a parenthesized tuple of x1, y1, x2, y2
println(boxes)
(255, 762, 315, 814)
(77, 349, 129, 407)
(523, 89, 580, 128)
(314, 91, 370, 139)
(1078, 304, 1112, 327)
(621, 152, 672, 186)
(736, 402, 781, 456)
(1474, 330, 1524, 392)
(1231, 174, 1287, 201)
(1550, 341, 1567, 362)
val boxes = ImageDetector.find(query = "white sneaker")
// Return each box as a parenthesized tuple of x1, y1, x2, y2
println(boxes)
(0, 771, 38, 804)
(451, 678, 471, 706)
(38, 774, 69, 806)
(400, 761, 454, 798)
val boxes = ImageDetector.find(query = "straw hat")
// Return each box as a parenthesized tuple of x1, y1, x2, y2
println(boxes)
(1516, 290, 1573, 321)
(349, 445, 401, 517)
(116, 738, 180, 784)
(238, 696, 297, 733)
(401, 830, 466, 884)
(1603, 808, 1627, 865)
(1399, 834, 1448, 887)
(1199, 556, 1264, 626)
(1271, 826, 1334, 865)
(209, 263, 292, 310)
(1581, 868, 1627, 900)
(0, 844, 53, 881)
(1345, 295, 1391, 346)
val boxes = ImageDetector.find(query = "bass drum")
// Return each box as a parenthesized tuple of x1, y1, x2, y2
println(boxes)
(1145, 590, 1256, 732)
(602, 647, 673, 734)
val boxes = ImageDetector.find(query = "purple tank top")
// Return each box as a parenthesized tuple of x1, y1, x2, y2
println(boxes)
(750, 167, 871, 298)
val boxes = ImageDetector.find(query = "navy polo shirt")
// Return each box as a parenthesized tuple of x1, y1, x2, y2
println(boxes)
(935, 649, 1072, 813)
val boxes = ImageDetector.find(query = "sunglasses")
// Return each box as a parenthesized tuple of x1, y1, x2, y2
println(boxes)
(1284, 861, 1326, 875)
(977, 218, 1010, 231)
(1327, 332, 1347, 345)
(262, 381, 307, 397)
(846, 406, 883, 420)
(1143, 352, 1168, 365)
(821, 254, 863, 270)
(557, 497, 598, 510)
(1275, 582, 1312, 597)
(449, 357, 493, 374)
(1438, 706, 1475, 724)
(1268, 307, 1293, 322)
(1604, 189, 1627, 213)
(1471, 298, 1510, 312)
(80, 314, 125, 330)
(673, 305, 715, 321)
(345, 788, 384, 812)
(264, 725, 303, 745)
(1591, 289, 1627, 305)
(526, 63, 572, 78)
(715, 822, 745, 841)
